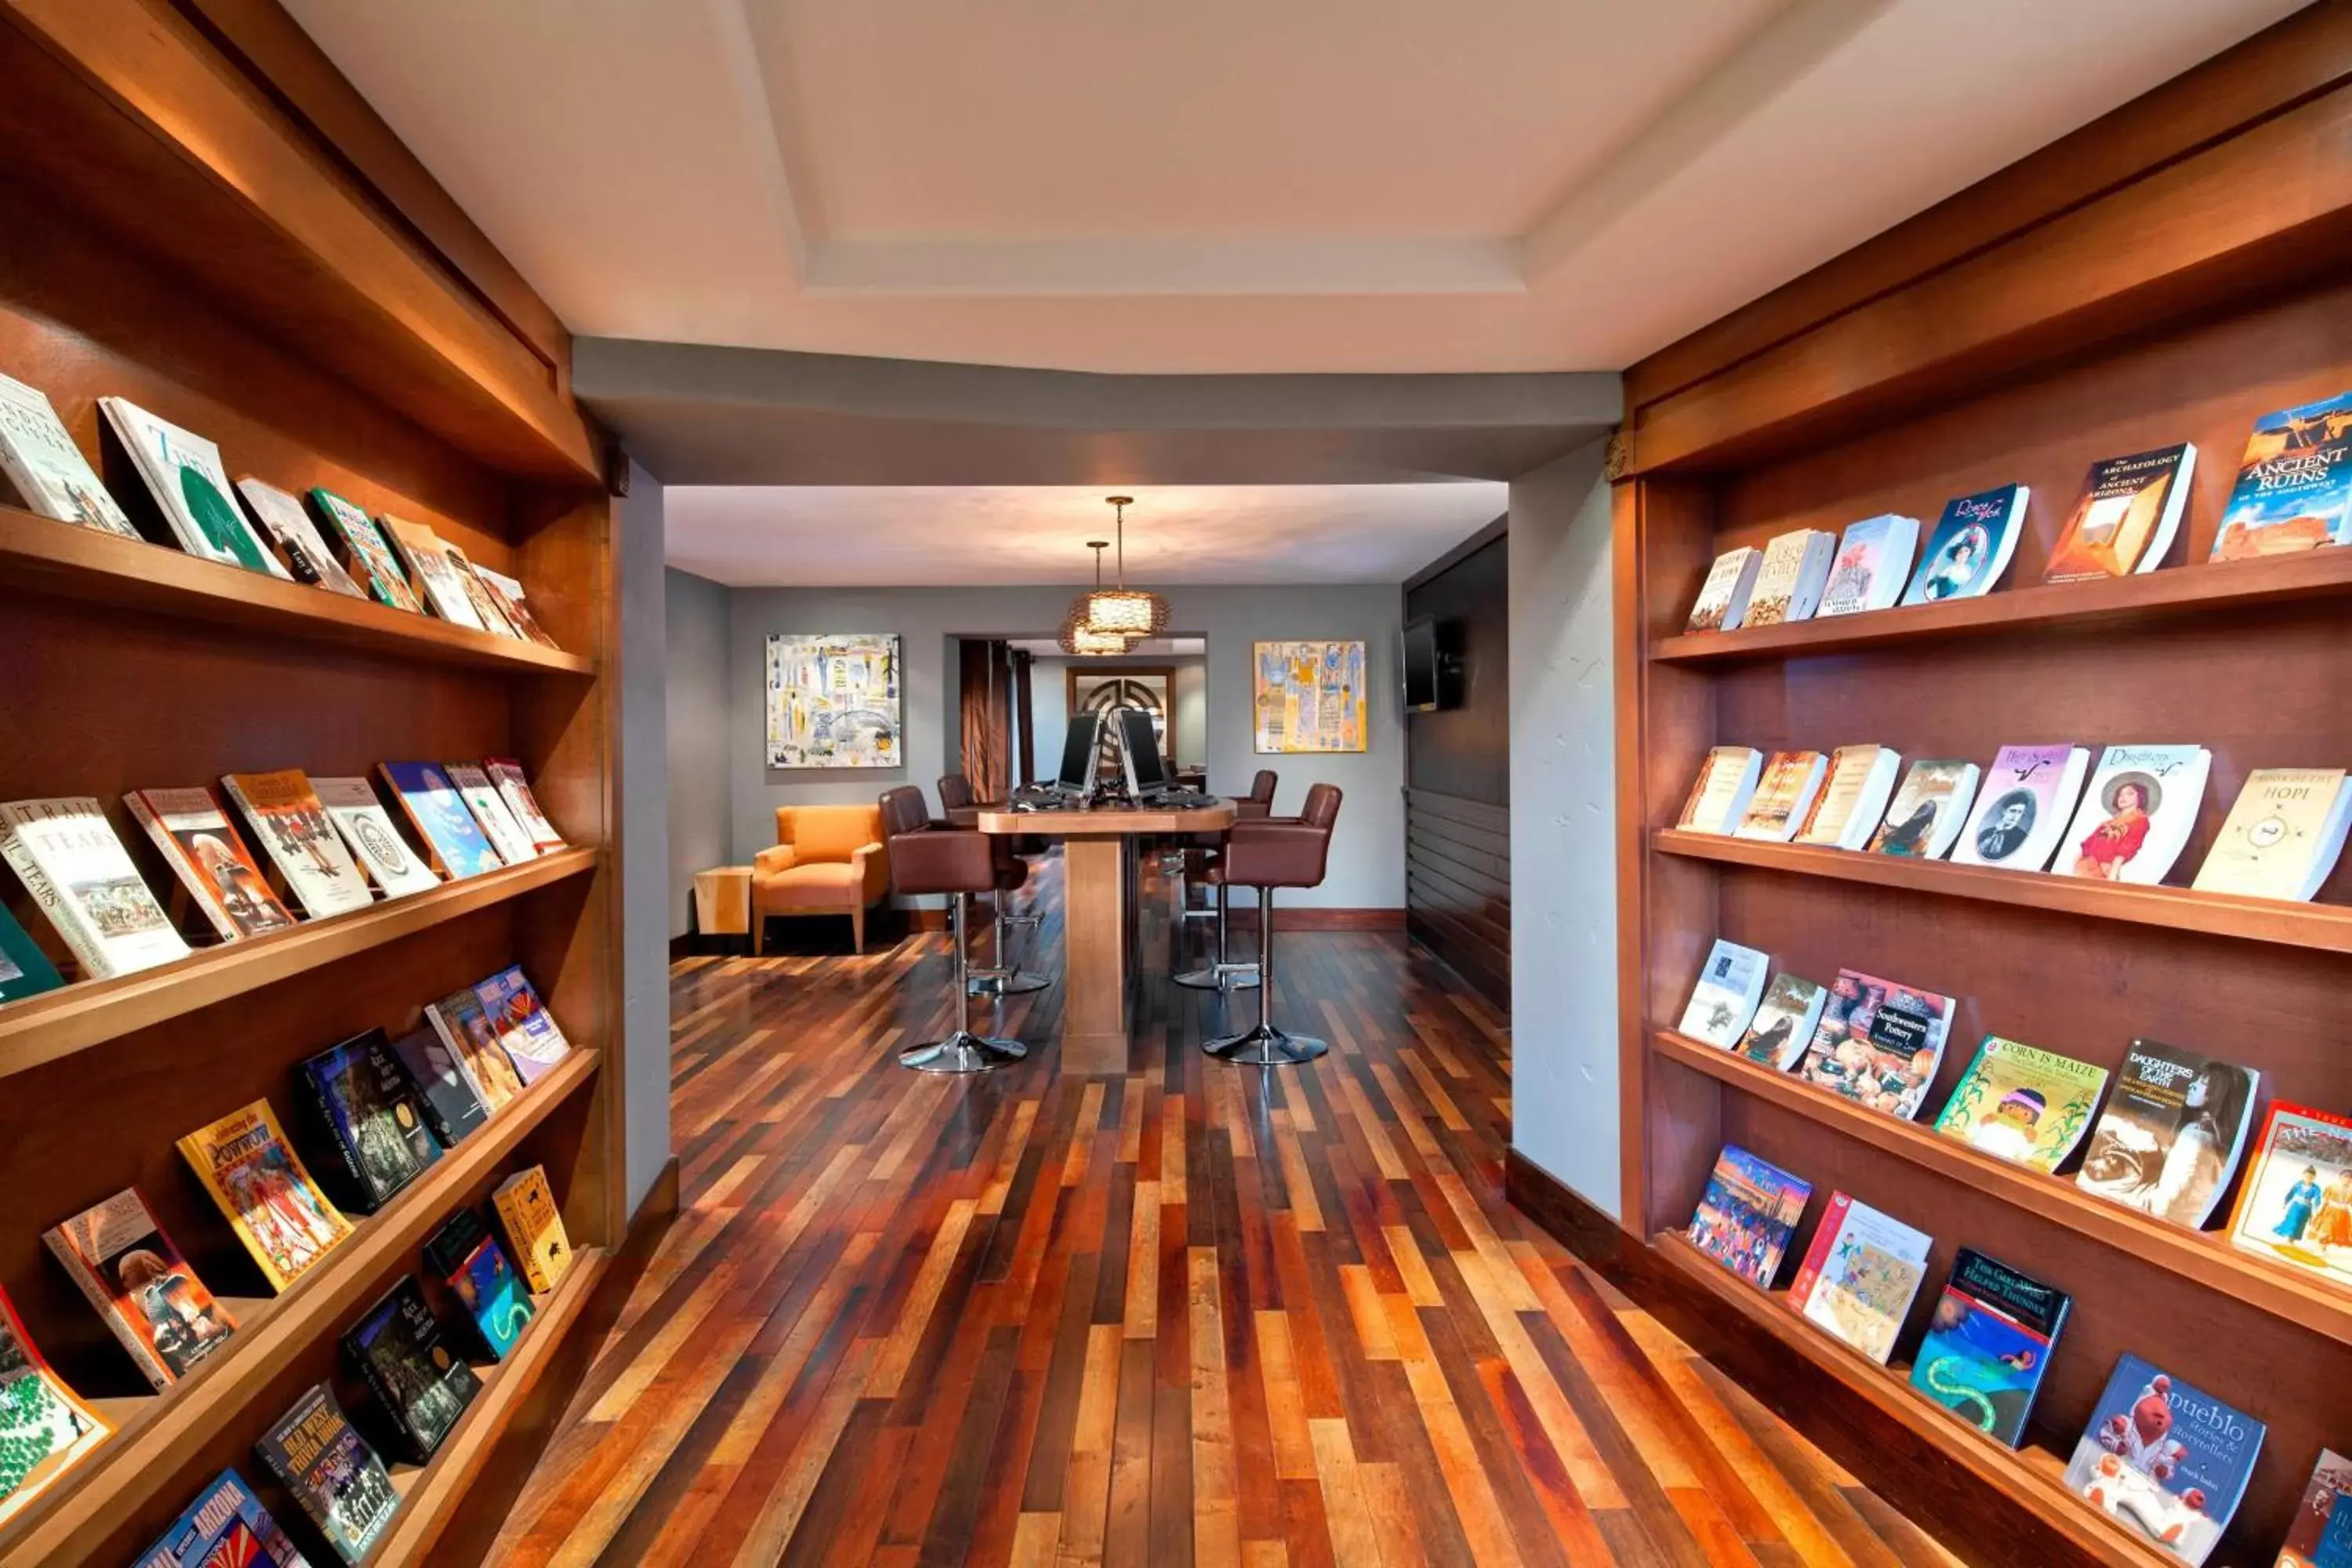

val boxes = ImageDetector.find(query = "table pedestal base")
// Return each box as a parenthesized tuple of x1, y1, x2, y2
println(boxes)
(1059, 837, 1134, 1074)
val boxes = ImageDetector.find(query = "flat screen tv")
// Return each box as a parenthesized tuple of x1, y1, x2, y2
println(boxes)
(1402, 616, 1443, 713)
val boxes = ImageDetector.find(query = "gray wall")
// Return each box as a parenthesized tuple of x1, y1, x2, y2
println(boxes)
(1030, 653, 1208, 780)
(666, 568, 731, 937)
(618, 464, 673, 1218)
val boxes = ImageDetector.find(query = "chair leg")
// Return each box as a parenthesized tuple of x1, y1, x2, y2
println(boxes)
(1203, 888, 1326, 1066)
(851, 902, 866, 955)
(1175, 881, 1260, 991)
(899, 895, 1027, 1073)
(752, 906, 764, 956)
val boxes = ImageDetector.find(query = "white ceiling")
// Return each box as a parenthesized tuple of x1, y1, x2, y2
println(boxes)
(285, 0, 2299, 374)
(665, 484, 1505, 586)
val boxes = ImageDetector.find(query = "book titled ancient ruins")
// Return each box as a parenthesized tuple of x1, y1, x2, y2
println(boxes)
(234, 477, 365, 597)
(1795, 969, 1954, 1120)
(1685, 1145, 1811, 1289)
(2228, 1101, 2352, 1291)
(98, 397, 285, 576)
(443, 763, 538, 865)
(2044, 444, 2195, 582)
(378, 761, 503, 878)
(2062, 1353, 2260, 1566)
(178, 1099, 353, 1293)
(485, 757, 565, 851)
(341, 1276, 480, 1464)
(43, 1188, 237, 1391)
(310, 776, 441, 898)
(125, 786, 298, 942)
(132, 1465, 310, 1568)
(2191, 768, 2352, 902)
(1932, 1036, 2108, 1173)
(307, 486, 422, 614)
(0, 1281, 109, 1529)
(0, 369, 137, 537)
(256, 1383, 397, 1565)
(1909, 1247, 2069, 1449)
(2212, 390, 2352, 561)
(492, 1165, 572, 1294)
(2076, 1041, 2257, 1229)
(301, 1030, 441, 1213)
(0, 797, 190, 980)
(1788, 1191, 1931, 1364)
(220, 770, 374, 919)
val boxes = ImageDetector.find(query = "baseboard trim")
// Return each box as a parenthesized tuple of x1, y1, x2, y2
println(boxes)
(1223, 906, 1406, 931)
(1503, 1150, 1632, 1271)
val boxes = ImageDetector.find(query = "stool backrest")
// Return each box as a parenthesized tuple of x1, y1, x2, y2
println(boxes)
(938, 773, 977, 811)
(878, 785, 931, 842)
(880, 784, 994, 896)
(1248, 769, 1278, 807)
(1298, 781, 1341, 831)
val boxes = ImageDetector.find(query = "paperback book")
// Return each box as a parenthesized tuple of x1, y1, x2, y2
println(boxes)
(426, 984, 524, 1111)
(1737, 973, 1828, 1070)
(2212, 390, 2352, 560)
(220, 770, 374, 918)
(132, 1466, 310, 1568)
(2076, 1042, 2257, 1229)
(310, 776, 441, 898)
(1815, 513, 1921, 617)
(1793, 745, 1903, 851)
(234, 477, 365, 597)
(1932, 1036, 2109, 1171)
(1949, 744, 2090, 872)
(1900, 484, 2028, 604)
(1686, 546, 1762, 633)
(42, 1188, 237, 1389)
(450, 1236, 535, 1361)
(1866, 759, 1980, 860)
(1733, 751, 1828, 842)
(1796, 969, 1955, 1120)
(2276, 1449, 2352, 1568)
(97, 397, 284, 576)
(177, 1100, 352, 1293)
(492, 1165, 573, 1294)
(1676, 746, 1762, 835)
(307, 487, 422, 613)
(1676, 939, 1769, 1048)
(2228, 1102, 2352, 1290)
(1787, 1191, 1931, 1364)
(1910, 1247, 2069, 1448)
(2062, 1353, 2260, 1566)
(0, 370, 137, 536)
(444, 763, 537, 865)
(0, 1283, 109, 1528)
(378, 762, 503, 878)
(441, 539, 521, 637)
(2056, 745, 2212, 884)
(1742, 528, 1836, 627)
(0, 905, 63, 1004)
(485, 758, 565, 851)
(125, 786, 298, 941)
(1684, 1145, 1811, 1289)
(2191, 768, 2352, 902)
(2045, 444, 2196, 582)
(424, 1208, 494, 1282)
(388, 1025, 490, 1147)
(300, 1030, 441, 1212)
(476, 566, 560, 648)
(381, 517, 485, 630)
(476, 965, 572, 1084)
(341, 1276, 481, 1463)
(255, 1384, 398, 1565)
(0, 797, 191, 979)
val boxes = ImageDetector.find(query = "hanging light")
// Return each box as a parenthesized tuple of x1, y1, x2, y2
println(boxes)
(1058, 541, 1135, 655)
(1076, 495, 1171, 637)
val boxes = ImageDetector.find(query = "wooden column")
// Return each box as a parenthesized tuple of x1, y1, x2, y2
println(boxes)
(1058, 836, 1131, 1074)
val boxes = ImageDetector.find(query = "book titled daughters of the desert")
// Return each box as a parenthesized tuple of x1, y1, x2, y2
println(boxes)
(2076, 1041, 2257, 1229)
(2063, 1353, 2261, 1566)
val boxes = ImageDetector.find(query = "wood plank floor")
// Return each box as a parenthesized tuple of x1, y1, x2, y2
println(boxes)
(495, 857, 1955, 1566)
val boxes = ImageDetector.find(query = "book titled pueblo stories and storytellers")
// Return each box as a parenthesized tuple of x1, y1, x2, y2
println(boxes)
(2077, 1042, 2257, 1229)
(133, 1466, 312, 1568)
(43, 1188, 237, 1391)
(179, 1100, 353, 1294)
(2063, 1354, 2261, 1566)
(1796, 969, 1953, 1120)
(2212, 390, 2352, 561)
(1787, 1191, 1930, 1365)
(1910, 1247, 2069, 1449)
(1933, 1036, 2107, 1173)
(1686, 1146, 1810, 1289)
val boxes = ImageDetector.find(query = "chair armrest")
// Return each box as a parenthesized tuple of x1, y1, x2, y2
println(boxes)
(851, 840, 888, 899)
(753, 844, 797, 877)
(943, 805, 982, 830)
(1233, 800, 1273, 820)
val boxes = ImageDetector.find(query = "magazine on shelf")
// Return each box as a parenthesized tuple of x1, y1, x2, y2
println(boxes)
(1684, 1145, 1811, 1289)
(1866, 759, 1980, 860)
(97, 397, 285, 577)
(2045, 444, 2196, 582)
(0, 369, 138, 537)
(2212, 390, 2352, 561)
(1736, 972, 1828, 1071)
(132, 1466, 312, 1568)
(1676, 746, 1761, 835)
(1792, 745, 1903, 851)
(177, 1099, 353, 1293)
(220, 770, 375, 919)
(2274, 1449, 2352, 1568)
(0, 797, 191, 979)
(2228, 1101, 2352, 1290)
(0, 1282, 109, 1529)
(234, 477, 365, 597)
(1676, 939, 1769, 1049)
(1686, 546, 1762, 633)
(1815, 513, 1920, 616)
(125, 785, 298, 941)
(42, 1187, 237, 1390)
(1795, 969, 1954, 1120)
(1931, 1035, 2109, 1172)
(255, 1383, 397, 1565)
(2190, 768, 2352, 902)
(310, 776, 441, 898)
(1742, 528, 1837, 627)
(1733, 751, 1828, 843)
(1948, 744, 2090, 872)
(1900, 485, 2027, 604)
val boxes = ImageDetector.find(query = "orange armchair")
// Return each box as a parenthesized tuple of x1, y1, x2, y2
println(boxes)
(753, 804, 891, 954)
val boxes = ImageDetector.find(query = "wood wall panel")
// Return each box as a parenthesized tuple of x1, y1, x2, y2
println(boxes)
(1403, 789, 1508, 1008)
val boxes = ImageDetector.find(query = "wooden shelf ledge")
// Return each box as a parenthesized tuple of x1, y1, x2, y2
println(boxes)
(1650, 1029, 2352, 1348)
(0, 847, 599, 1078)
(1649, 549, 2352, 666)
(1650, 829, 2352, 955)
(0, 506, 594, 675)
(0, 1048, 602, 1568)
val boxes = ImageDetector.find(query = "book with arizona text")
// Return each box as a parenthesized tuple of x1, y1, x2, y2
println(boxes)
(341, 1276, 480, 1463)
(255, 1383, 398, 1565)
(2077, 1041, 2257, 1229)
(380, 517, 485, 630)
(440, 539, 521, 638)
(492, 1165, 573, 1293)
(475, 566, 561, 648)
(0, 904, 64, 1004)
(1933, 1036, 2109, 1172)
(1793, 744, 1904, 851)
(125, 786, 299, 942)
(1815, 513, 1921, 616)
(1950, 743, 2090, 872)
(1788, 1191, 1931, 1364)
(300, 1031, 441, 1214)
(474, 965, 573, 1084)
(0, 797, 190, 979)
(1911, 1248, 2070, 1449)
(0, 370, 138, 538)
(42, 1187, 237, 1390)
(96, 397, 285, 577)
(377, 762, 503, 878)
(2228, 1101, 2352, 1290)
(1737, 973, 1828, 1070)
(1867, 758, 1980, 860)
(388, 1025, 490, 1147)
(2045, 444, 2196, 582)
(1684, 1145, 1811, 1289)
(307, 487, 422, 613)
(1676, 746, 1762, 835)
(2212, 390, 2352, 561)
(2056, 745, 2212, 885)
(1676, 939, 1769, 1048)
(1686, 546, 1762, 633)
(485, 758, 565, 851)
(2191, 768, 2352, 902)
(1741, 528, 1836, 627)
(0, 1282, 109, 1528)
(2276, 1448, 2352, 1568)
(177, 1100, 352, 1293)
(1901, 484, 2028, 604)
(2063, 1353, 2261, 1565)
(425, 984, 524, 1112)
(133, 1466, 313, 1568)
(234, 477, 365, 598)
(1797, 969, 1954, 1120)
(220, 771, 374, 919)
(309, 776, 441, 898)
(1733, 750, 1827, 843)
(443, 763, 538, 865)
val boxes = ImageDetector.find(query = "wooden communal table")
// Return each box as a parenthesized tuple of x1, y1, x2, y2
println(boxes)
(976, 800, 1235, 1073)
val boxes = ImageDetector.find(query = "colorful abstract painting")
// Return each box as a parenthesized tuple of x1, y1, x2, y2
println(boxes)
(1253, 640, 1367, 754)
(766, 634, 902, 768)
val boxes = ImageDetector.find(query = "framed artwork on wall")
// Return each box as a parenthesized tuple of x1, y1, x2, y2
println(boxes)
(766, 633, 901, 768)
(1254, 640, 1367, 753)
(1067, 666, 1175, 766)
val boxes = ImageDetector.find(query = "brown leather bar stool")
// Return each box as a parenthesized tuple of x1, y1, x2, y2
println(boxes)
(1176, 769, 1276, 989)
(1204, 782, 1341, 1065)
(878, 785, 1027, 1073)
(938, 773, 1048, 996)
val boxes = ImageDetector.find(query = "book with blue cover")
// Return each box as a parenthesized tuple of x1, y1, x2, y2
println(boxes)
(1901, 484, 2028, 604)
(376, 762, 501, 878)
(2213, 390, 2352, 561)
(1685, 1145, 1812, 1289)
(0, 902, 61, 1004)
(134, 1466, 311, 1568)
(450, 1234, 535, 1360)
(2062, 1352, 2263, 1564)
(1909, 1247, 2068, 1447)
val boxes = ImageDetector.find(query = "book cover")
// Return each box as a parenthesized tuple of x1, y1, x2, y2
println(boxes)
(306, 488, 422, 613)
(2212, 390, 2352, 561)
(0, 371, 138, 537)
(234, 478, 365, 597)
(220, 771, 374, 919)
(1815, 513, 1920, 616)
(42, 1188, 237, 1390)
(2276, 1448, 2352, 1568)
(1950, 744, 2089, 872)
(1733, 751, 1827, 843)
(308, 777, 441, 898)
(2045, 444, 2195, 582)
(485, 758, 565, 851)
(2191, 768, 2352, 902)
(388, 1025, 489, 1147)
(0, 1281, 110, 1528)
(341, 1277, 481, 1463)
(177, 1100, 352, 1293)
(2228, 1102, 2352, 1290)
(1793, 745, 1902, 851)
(1795, 969, 1954, 1120)
(125, 786, 298, 942)
(300, 1031, 441, 1213)
(1676, 746, 1761, 835)
(254, 1384, 398, 1565)
(442, 764, 537, 865)
(474, 965, 572, 1084)
(1737, 972, 1827, 1070)
(380, 517, 485, 630)
(2062, 1353, 2261, 1565)
(1901, 484, 2028, 604)
(1866, 759, 1980, 860)
(1686, 546, 1761, 633)
(492, 1166, 572, 1294)
(423, 1209, 492, 1283)
(426, 985, 524, 1112)
(0, 797, 191, 979)
(2077, 1041, 2258, 1229)
(2056, 745, 2212, 885)
(440, 540, 521, 638)
(1676, 939, 1769, 1048)
(474, 567, 561, 648)
(1787, 1191, 1931, 1363)
(1933, 1036, 2109, 1172)
(450, 1236, 535, 1362)
(1685, 1145, 1811, 1289)
(1911, 1248, 2069, 1449)
(0, 903, 64, 1004)
(1742, 529, 1836, 627)
(377, 762, 503, 879)
(96, 398, 285, 576)
(132, 1466, 311, 1568)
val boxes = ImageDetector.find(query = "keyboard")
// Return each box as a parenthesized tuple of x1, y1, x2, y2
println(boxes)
(1146, 789, 1218, 810)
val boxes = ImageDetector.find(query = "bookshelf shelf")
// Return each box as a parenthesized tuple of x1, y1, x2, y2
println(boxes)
(0, 1048, 601, 1568)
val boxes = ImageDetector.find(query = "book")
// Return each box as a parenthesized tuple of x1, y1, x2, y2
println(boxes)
(341, 1277, 481, 1463)
(1686, 546, 1762, 633)
(2076, 1041, 2257, 1229)
(377, 762, 503, 878)
(2212, 391, 2352, 561)
(1733, 750, 1828, 842)
(424, 1209, 493, 1282)
(307, 487, 422, 613)
(1792, 744, 1903, 851)
(2045, 444, 2196, 582)
(96, 397, 285, 576)
(178, 1100, 353, 1293)
(474, 566, 560, 648)
(0, 797, 190, 979)
(485, 757, 565, 851)
(425, 985, 524, 1112)
(1866, 758, 1980, 860)
(1676, 939, 1769, 1048)
(492, 1165, 572, 1293)
(125, 786, 299, 941)
(1795, 969, 1954, 1120)
(389, 1025, 489, 1147)
(450, 1236, 535, 1362)
(2056, 745, 2212, 884)
(2228, 1102, 2352, 1290)
(220, 770, 374, 918)
(2275, 1448, 2352, 1567)
(255, 1384, 399, 1564)
(1948, 743, 2090, 872)
(1684, 1145, 1811, 1289)
(0, 904, 64, 1004)
(300, 1030, 441, 1213)
(1675, 746, 1762, 835)
(133, 1467, 310, 1568)
(2062, 1353, 2260, 1565)
(42, 1188, 237, 1390)
(475, 965, 572, 1084)
(0, 370, 138, 537)
(444, 763, 538, 865)
(380, 517, 485, 630)
(1741, 529, 1837, 627)
(0, 1285, 110, 1529)
(1815, 513, 1921, 616)
(1900, 484, 2028, 604)
(1737, 973, 1828, 1070)
(2191, 768, 2352, 902)
(234, 477, 366, 598)
(1910, 1247, 2069, 1448)
(1932, 1036, 2109, 1171)
(1787, 1191, 1930, 1363)
(441, 540, 521, 637)
(310, 776, 441, 898)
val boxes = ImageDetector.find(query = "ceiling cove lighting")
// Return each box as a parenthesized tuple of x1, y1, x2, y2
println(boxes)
(1058, 540, 1136, 655)
(1076, 495, 1170, 638)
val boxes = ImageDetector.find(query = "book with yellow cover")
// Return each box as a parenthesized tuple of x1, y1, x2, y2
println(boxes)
(1932, 1035, 2109, 1173)
(2190, 768, 2352, 902)
(491, 1166, 571, 1294)
(176, 1100, 352, 1293)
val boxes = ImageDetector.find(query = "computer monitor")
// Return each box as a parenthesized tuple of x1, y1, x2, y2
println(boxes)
(1114, 707, 1171, 796)
(1054, 710, 1105, 793)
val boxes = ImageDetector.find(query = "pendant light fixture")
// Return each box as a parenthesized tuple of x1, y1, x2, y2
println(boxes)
(1058, 541, 1135, 655)
(1076, 495, 1171, 638)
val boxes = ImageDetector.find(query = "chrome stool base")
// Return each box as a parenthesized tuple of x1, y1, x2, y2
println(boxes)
(1174, 962, 1259, 992)
(901, 1031, 1029, 1073)
(969, 967, 1051, 996)
(1203, 1024, 1327, 1066)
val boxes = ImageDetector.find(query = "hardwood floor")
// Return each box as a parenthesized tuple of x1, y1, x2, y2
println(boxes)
(494, 857, 1955, 1566)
